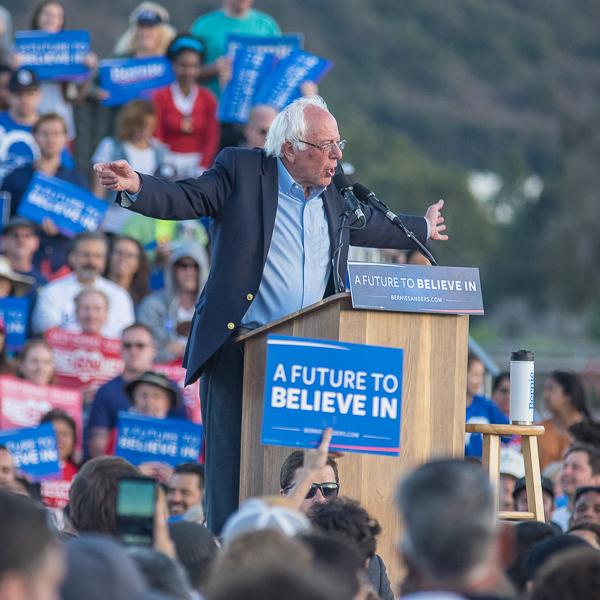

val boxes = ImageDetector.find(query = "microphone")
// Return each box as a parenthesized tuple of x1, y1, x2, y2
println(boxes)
(353, 182, 438, 266)
(333, 173, 365, 225)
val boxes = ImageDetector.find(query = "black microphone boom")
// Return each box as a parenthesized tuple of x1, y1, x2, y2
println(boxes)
(353, 182, 438, 266)
(333, 173, 365, 226)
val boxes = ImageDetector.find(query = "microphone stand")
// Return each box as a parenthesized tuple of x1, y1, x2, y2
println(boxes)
(332, 210, 351, 293)
(361, 195, 438, 266)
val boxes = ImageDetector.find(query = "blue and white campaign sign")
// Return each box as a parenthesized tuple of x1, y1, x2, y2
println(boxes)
(262, 335, 403, 456)
(226, 33, 303, 61)
(348, 262, 484, 315)
(15, 30, 91, 81)
(18, 172, 107, 238)
(254, 51, 332, 110)
(0, 297, 30, 353)
(99, 56, 175, 106)
(115, 413, 203, 467)
(219, 33, 303, 124)
(0, 423, 60, 481)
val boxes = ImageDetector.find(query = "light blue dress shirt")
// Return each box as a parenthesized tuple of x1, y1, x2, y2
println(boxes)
(241, 159, 331, 328)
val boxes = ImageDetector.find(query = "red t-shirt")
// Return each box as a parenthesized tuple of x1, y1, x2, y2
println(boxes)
(153, 85, 220, 169)
(41, 459, 79, 509)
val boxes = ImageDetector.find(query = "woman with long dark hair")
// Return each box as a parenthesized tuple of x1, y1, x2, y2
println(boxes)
(538, 371, 591, 469)
(104, 236, 150, 305)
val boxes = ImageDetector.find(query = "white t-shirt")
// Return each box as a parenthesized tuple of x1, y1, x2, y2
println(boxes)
(32, 273, 135, 337)
(38, 83, 75, 139)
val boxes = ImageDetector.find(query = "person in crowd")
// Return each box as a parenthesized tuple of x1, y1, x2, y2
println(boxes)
(1, 113, 89, 279)
(499, 447, 525, 512)
(529, 546, 600, 600)
(92, 99, 172, 234)
(396, 459, 508, 599)
(0, 318, 14, 375)
(60, 535, 168, 600)
(0, 254, 33, 298)
(309, 497, 394, 600)
(40, 408, 79, 480)
(71, 288, 109, 336)
(0, 444, 16, 488)
(28, 0, 97, 141)
(465, 353, 509, 458)
(569, 419, 600, 447)
(191, 0, 281, 99)
(567, 520, 600, 549)
(0, 63, 12, 110)
(243, 104, 278, 148)
(571, 485, 600, 526)
(32, 232, 135, 336)
(513, 475, 557, 525)
(168, 520, 218, 594)
(1, 217, 46, 290)
(95, 94, 447, 534)
(153, 34, 219, 178)
(104, 235, 150, 305)
(505, 520, 558, 594)
(17, 338, 55, 385)
(0, 488, 64, 598)
(138, 242, 209, 363)
(167, 462, 205, 518)
(0, 67, 42, 182)
(114, 2, 176, 58)
(87, 323, 185, 458)
(128, 547, 195, 600)
(554, 444, 600, 530)
(191, 0, 282, 148)
(492, 371, 510, 418)
(538, 371, 591, 470)
(279, 449, 340, 515)
(68, 455, 140, 535)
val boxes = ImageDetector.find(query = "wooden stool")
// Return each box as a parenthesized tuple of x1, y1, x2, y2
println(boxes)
(465, 424, 546, 522)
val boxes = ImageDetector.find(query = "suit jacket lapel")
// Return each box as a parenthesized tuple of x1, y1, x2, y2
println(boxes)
(260, 154, 279, 264)
(322, 184, 339, 257)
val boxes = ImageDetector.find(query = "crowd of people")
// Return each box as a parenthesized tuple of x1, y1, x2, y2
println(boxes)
(0, 1, 599, 599)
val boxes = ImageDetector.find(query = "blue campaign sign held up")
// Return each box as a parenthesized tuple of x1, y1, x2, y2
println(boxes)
(115, 413, 203, 467)
(18, 172, 107, 238)
(99, 56, 175, 106)
(15, 30, 91, 81)
(262, 335, 403, 456)
(348, 262, 484, 315)
(219, 33, 303, 124)
(0, 423, 60, 481)
(254, 51, 333, 111)
(0, 297, 30, 352)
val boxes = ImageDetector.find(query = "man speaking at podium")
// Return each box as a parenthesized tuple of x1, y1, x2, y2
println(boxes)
(95, 95, 448, 533)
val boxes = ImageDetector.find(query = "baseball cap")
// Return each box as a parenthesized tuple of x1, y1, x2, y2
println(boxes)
(137, 9, 162, 26)
(8, 68, 39, 92)
(512, 476, 555, 500)
(499, 447, 526, 479)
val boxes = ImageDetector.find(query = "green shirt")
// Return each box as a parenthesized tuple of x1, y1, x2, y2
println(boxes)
(191, 8, 281, 96)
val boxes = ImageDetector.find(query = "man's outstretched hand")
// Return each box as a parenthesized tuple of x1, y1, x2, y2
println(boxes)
(425, 199, 448, 241)
(93, 160, 141, 194)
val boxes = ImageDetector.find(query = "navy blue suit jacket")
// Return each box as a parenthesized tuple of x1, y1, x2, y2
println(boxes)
(122, 147, 428, 384)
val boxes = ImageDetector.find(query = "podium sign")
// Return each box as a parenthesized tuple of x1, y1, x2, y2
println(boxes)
(348, 262, 484, 315)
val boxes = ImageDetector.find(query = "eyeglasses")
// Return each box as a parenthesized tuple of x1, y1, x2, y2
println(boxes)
(122, 342, 150, 350)
(285, 482, 340, 499)
(297, 139, 347, 154)
(175, 261, 199, 270)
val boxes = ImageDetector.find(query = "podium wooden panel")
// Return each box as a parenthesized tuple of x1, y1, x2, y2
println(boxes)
(238, 293, 468, 582)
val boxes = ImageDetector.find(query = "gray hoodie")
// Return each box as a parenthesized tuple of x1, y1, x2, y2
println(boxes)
(138, 241, 210, 363)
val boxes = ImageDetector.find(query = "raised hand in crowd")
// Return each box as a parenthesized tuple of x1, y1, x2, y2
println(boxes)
(94, 160, 142, 194)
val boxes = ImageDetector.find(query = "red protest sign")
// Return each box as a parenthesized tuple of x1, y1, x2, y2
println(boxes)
(45, 328, 124, 389)
(0, 375, 83, 447)
(154, 361, 201, 424)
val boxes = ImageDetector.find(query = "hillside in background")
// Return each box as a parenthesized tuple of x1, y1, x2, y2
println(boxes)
(6, 0, 600, 342)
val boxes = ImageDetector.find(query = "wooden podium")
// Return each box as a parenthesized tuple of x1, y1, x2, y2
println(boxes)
(237, 292, 469, 580)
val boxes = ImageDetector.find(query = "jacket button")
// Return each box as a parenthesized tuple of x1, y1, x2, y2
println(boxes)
(246, 293, 254, 301)
(227, 322, 235, 330)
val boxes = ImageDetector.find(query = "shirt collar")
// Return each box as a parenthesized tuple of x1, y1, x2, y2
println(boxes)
(277, 158, 326, 202)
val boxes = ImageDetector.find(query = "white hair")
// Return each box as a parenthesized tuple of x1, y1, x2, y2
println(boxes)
(263, 95, 330, 157)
